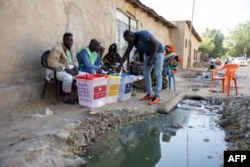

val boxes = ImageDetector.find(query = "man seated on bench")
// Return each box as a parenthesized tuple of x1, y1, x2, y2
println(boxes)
(77, 39, 108, 74)
(47, 32, 79, 105)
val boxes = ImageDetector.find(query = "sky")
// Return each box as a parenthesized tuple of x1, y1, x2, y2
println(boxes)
(140, 0, 250, 36)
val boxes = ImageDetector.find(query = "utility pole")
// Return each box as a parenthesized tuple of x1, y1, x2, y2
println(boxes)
(187, 0, 195, 70)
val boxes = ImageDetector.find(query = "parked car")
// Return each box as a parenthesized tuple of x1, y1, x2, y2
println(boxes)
(231, 57, 248, 66)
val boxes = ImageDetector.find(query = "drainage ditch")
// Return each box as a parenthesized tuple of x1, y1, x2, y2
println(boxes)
(83, 98, 226, 167)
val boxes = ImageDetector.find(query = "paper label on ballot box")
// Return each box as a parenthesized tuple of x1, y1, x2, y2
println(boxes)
(124, 83, 132, 94)
(109, 84, 119, 96)
(94, 85, 106, 99)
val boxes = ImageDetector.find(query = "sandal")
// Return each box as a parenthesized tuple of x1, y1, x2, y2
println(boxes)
(63, 98, 76, 105)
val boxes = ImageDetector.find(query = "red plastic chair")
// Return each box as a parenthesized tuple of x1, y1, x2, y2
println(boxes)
(210, 64, 239, 96)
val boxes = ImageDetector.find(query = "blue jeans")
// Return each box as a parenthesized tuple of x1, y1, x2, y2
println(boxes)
(143, 53, 164, 97)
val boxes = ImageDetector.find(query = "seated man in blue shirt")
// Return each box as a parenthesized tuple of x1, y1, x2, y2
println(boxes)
(77, 38, 108, 74)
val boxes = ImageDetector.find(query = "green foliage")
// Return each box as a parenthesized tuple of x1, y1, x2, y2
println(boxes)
(225, 21, 250, 57)
(199, 37, 215, 53)
(199, 29, 226, 57)
(244, 42, 250, 58)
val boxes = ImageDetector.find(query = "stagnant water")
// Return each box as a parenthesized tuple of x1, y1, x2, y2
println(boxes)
(83, 102, 227, 167)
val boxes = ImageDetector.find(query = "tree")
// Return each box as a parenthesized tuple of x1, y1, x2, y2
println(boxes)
(199, 37, 215, 54)
(225, 21, 250, 58)
(244, 42, 250, 58)
(199, 29, 226, 58)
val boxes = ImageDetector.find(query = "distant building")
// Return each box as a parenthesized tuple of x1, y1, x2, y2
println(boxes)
(170, 21, 202, 69)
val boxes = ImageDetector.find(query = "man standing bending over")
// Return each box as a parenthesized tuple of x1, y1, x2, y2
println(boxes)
(117, 30, 164, 105)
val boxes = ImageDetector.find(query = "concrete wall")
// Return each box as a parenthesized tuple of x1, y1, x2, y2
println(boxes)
(170, 21, 201, 70)
(169, 24, 185, 69)
(0, 0, 174, 107)
(116, 0, 172, 45)
(0, 0, 119, 107)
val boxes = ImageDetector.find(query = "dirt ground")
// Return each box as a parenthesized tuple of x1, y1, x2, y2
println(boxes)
(0, 64, 250, 167)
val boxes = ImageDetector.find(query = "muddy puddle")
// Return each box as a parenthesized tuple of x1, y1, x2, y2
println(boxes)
(83, 99, 227, 167)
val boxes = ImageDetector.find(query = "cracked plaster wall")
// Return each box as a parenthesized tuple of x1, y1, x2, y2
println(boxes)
(0, 0, 173, 107)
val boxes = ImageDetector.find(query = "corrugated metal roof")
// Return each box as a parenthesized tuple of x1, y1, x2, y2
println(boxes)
(126, 0, 202, 41)
(126, 0, 177, 28)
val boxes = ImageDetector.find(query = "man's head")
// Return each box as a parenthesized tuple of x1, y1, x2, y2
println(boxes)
(89, 38, 101, 52)
(123, 30, 135, 43)
(63, 32, 73, 49)
(99, 46, 105, 58)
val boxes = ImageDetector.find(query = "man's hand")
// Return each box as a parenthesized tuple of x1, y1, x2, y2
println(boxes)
(64, 68, 70, 73)
(101, 65, 108, 71)
(74, 66, 79, 74)
(65, 68, 78, 76)
(147, 58, 153, 66)
(116, 65, 123, 73)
